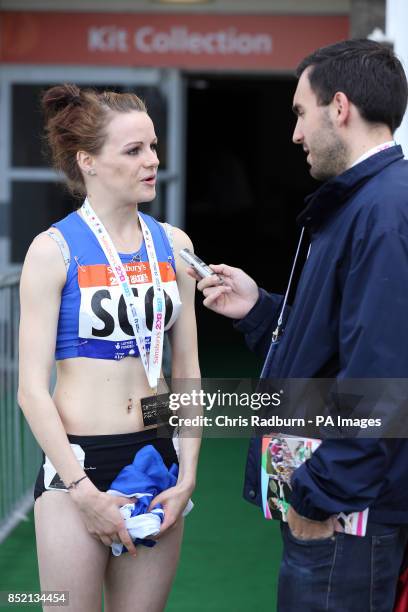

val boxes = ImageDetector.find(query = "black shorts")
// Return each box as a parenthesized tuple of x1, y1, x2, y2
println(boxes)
(34, 427, 178, 501)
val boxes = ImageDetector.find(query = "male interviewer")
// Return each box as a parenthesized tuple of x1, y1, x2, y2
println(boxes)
(188, 40, 408, 611)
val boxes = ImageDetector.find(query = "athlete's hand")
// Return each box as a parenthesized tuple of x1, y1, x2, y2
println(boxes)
(186, 263, 259, 320)
(70, 482, 138, 556)
(148, 484, 192, 538)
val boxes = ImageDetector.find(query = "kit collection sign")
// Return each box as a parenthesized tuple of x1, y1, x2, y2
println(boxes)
(1, 12, 349, 70)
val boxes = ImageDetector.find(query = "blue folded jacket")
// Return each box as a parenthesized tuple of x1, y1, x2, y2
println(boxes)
(107, 444, 193, 555)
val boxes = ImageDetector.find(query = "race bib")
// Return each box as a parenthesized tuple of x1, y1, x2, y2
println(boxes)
(77, 261, 179, 360)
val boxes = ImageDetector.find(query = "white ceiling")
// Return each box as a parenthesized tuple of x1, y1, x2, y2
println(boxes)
(0, 0, 351, 15)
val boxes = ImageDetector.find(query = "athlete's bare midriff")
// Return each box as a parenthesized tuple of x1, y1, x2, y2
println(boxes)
(54, 357, 168, 435)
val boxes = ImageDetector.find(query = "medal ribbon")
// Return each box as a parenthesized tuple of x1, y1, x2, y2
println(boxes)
(81, 198, 166, 389)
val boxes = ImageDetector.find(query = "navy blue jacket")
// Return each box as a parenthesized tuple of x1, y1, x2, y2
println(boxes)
(236, 146, 408, 523)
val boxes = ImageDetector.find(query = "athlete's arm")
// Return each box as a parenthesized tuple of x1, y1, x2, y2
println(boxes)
(18, 233, 138, 555)
(151, 227, 201, 536)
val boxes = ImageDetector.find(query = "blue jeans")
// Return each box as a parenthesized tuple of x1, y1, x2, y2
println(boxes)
(278, 521, 408, 612)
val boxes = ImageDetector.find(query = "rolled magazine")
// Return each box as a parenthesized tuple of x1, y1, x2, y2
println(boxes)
(261, 434, 369, 536)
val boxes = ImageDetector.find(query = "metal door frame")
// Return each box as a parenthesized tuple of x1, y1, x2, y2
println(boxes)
(0, 65, 186, 270)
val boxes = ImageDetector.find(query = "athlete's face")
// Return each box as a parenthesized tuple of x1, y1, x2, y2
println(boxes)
(292, 68, 349, 181)
(93, 111, 159, 204)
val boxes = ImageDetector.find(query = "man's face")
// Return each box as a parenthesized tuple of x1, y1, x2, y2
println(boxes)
(292, 68, 349, 181)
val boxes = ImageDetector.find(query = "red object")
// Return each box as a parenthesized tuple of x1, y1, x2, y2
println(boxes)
(0, 11, 349, 70)
(394, 558, 408, 612)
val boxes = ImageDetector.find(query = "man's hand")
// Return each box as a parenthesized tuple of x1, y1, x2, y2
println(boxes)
(186, 263, 259, 320)
(287, 505, 335, 541)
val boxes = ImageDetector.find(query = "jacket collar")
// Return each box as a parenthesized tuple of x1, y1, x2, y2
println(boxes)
(297, 145, 404, 230)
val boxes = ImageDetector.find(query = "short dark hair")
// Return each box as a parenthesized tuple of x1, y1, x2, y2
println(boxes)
(296, 39, 408, 133)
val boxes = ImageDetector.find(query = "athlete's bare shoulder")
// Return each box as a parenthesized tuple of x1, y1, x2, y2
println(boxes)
(21, 230, 67, 292)
(171, 226, 194, 253)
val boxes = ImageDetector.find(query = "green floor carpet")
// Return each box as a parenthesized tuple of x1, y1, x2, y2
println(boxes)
(167, 438, 281, 611)
(0, 315, 281, 609)
(0, 439, 281, 611)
